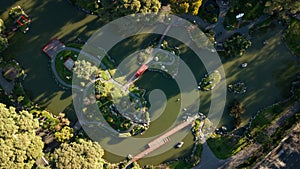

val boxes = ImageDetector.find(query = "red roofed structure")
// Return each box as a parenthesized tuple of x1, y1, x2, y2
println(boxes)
(16, 15, 29, 26)
(42, 38, 64, 59)
(135, 64, 148, 78)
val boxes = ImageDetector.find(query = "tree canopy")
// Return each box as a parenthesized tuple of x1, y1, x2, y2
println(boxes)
(223, 34, 251, 58)
(169, 0, 203, 15)
(229, 99, 245, 128)
(0, 103, 44, 168)
(54, 126, 74, 143)
(52, 139, 105, 169)
(105, 0, 161, 15)
(73, 60, 98, 81)
(0, 37, 8, 52)
(0, 18, 4, 33)
(264, 0, 300, 19)
(284, 18, 300, 58)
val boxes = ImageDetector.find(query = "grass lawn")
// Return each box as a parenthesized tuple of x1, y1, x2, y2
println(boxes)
(55, 50, 79, 85)
(168, 160, 192, 169)
(207, 135, 248, 159)
(69, 0, 97, 12)
(149, 51, 180, 78)
(284, 18, 300, 58)
(250, 104, 284, 130)
(66, 43, 83, 49)
(219, 22, 300, 127)
(207, 22, 299, 159)
(101, 70, 109, 80)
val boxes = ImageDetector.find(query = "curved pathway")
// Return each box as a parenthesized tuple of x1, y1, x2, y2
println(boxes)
(193, 142, 227, 169)
(50, 46, 106, 90)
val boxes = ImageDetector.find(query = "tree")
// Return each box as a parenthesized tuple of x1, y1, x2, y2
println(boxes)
(52, 139, 105, 169)
(169, 0, 203, 15)
(54, 126, 74, 143)
(229, 99, 245, 128)
(0, 36, 8, 52)
(264, 0, 300, 20)
(223, 34, 251, 58)
(0, 103, 44, 168)
(99, 0, 161, 17)
(254, 130, 272, 149)
(17, 96, 24, 103)
(73, 60, 98, 81)
(139, 0, 161, 13)
(0, 18, 4, 33)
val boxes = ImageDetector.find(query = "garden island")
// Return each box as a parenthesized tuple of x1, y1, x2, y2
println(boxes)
(0, 0, 300, 169)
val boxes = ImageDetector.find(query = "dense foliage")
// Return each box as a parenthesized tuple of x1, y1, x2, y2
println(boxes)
(51, 139, 105, 169)
(284, 18, 300, 57)
(169, 0, 203, 15)
(71, 0, 161, 17)
(54, 126, 74, 143)
(0, 18, 8, 52)
(264, 0, 300, 19)
(222, 34, 251, 58)
(0, 19, 4, 33)
(0, 103, 44, 168)
(73, 60, 98, 82)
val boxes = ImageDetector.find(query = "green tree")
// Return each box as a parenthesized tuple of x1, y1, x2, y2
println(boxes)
(169, 0, 203, 15)
(99, 0, 161, 17)
(0, 18, 4, 33)
(139, 0, 161, 13)
(73, 60, 98, 81)
(17, 96, 24, 103)
(54, 126, 74, 143)
(0, 103, 44, 168)
(0, 36, 8, 52)
(223, 34, 251, 58)
(52, 139, 105, 169)
(229, 99, 245, 128)
(284, 18, 300, 57)
(131, 162, 142, 169)
(119, 0, 161, 14)
(264, 0, 300, 20)
(254, 130, 272, 149)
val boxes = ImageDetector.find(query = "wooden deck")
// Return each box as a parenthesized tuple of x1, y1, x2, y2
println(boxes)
(131, 116, 196, 162)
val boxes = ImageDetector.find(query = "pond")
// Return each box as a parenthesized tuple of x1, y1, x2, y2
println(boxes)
(100, 34, 212, 165)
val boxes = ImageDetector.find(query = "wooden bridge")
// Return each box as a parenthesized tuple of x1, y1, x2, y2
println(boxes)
(129, 116, 197, 164)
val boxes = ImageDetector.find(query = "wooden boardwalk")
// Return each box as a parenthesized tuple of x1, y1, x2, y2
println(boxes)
(131, 116, 196, 162)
